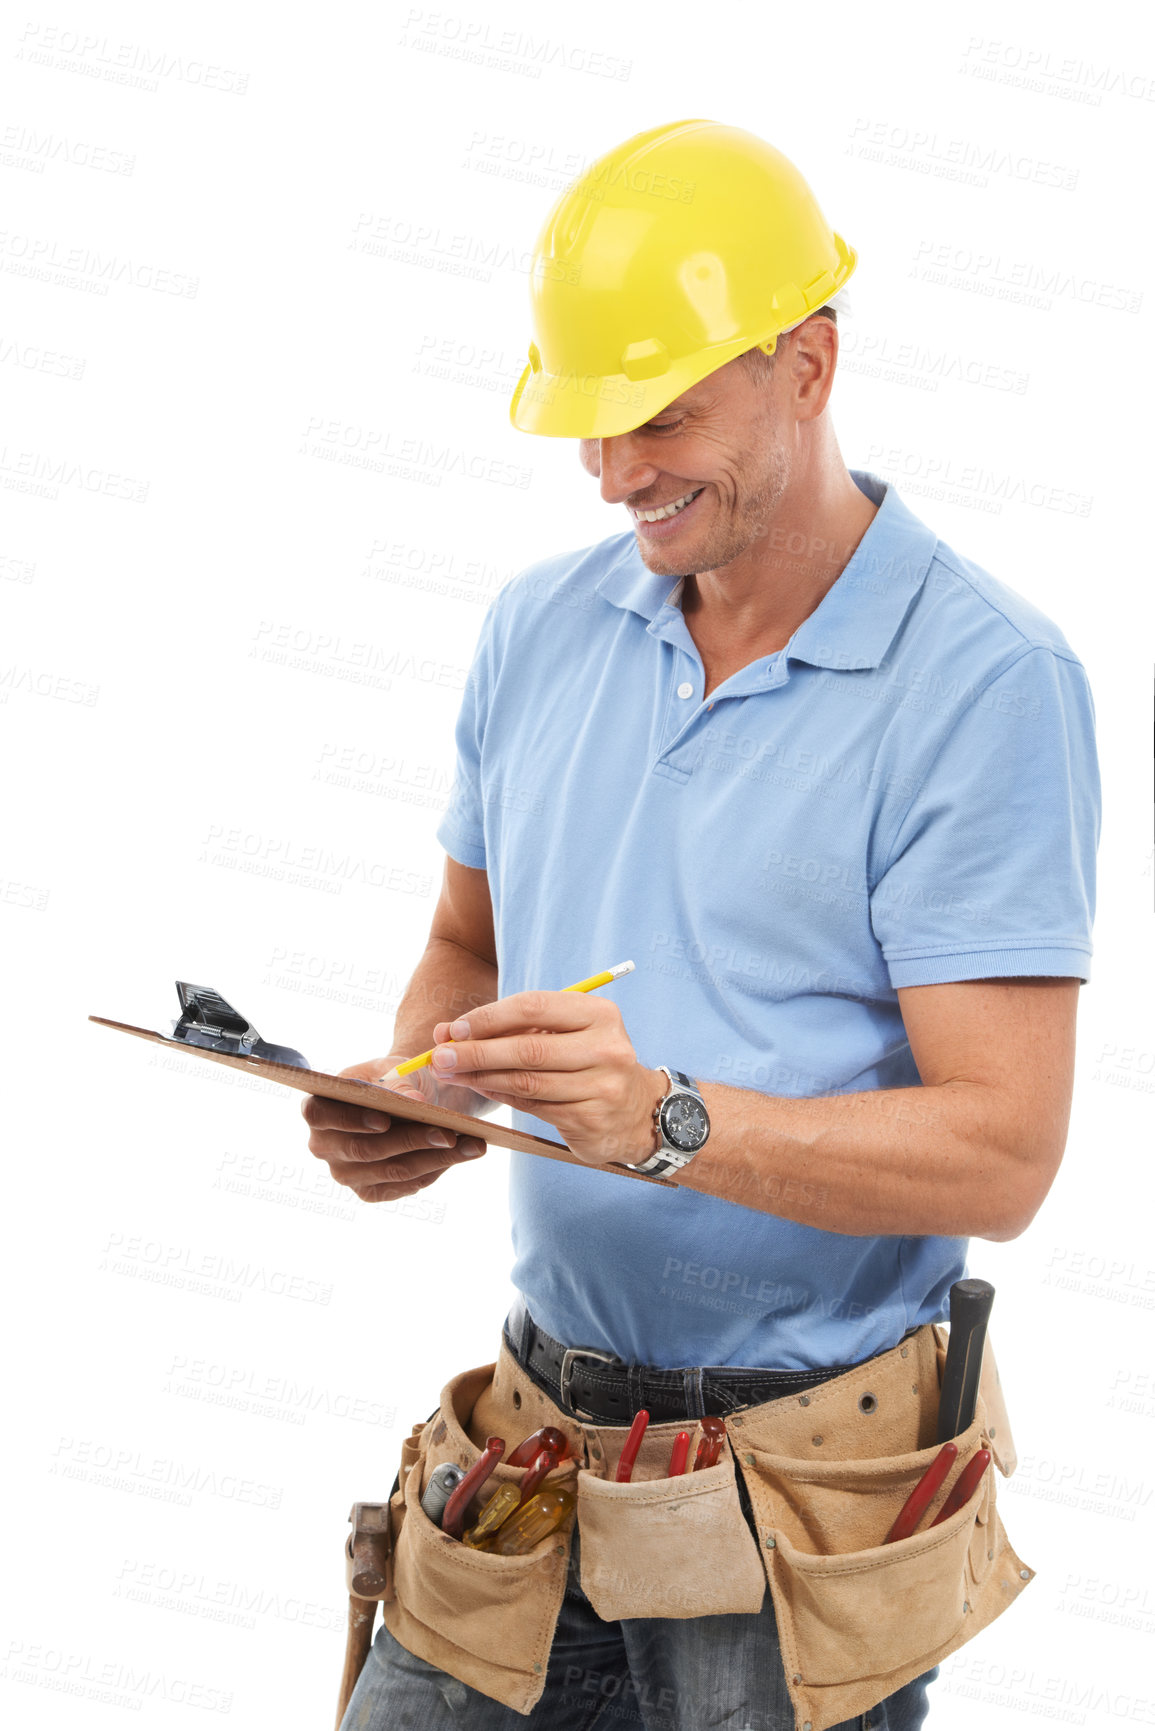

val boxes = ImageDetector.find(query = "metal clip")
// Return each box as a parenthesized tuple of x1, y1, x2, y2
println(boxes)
(169, 982, 309, 1069)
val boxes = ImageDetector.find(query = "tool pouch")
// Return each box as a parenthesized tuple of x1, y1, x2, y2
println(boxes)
(380, 1349, 585, 1715)
(574, 1416, 767, 1620)
(731, 1321, 1031, 1731)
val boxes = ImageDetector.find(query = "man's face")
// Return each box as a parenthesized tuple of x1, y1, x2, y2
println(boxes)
(577, 352, 791, 579)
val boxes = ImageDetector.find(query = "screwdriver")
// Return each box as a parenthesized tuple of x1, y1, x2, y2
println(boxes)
(693, 1417, 726, 1471)
(463, 1483, 522, 1549)
(464, 1448, 563, 1548)
(488, 1487, 576, 1555)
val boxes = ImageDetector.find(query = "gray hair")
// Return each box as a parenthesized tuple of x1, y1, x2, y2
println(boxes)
(738, 305, 835, 380)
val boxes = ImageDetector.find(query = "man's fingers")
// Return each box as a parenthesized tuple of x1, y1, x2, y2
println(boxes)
(326, 1140, 485, 1195)
(310, 1114, 488, 1167)
(433, 989, 602, 1049)
(359, 1165, 455, 1203)
(365, 1118, 458, 1162)
(326, 1150, 451, 1189)
(462, 1069, 577, 1104)
(361, 1172, 440, 1203)
(430, 1031, 594, 1081)
(306, 1116, 443, 1164)
(301, 1092, 395, 1133)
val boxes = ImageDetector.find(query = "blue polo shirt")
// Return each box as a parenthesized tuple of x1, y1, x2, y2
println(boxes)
(435, 470, 1100, 1369)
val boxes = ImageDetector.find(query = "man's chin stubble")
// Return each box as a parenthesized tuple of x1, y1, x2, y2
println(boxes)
(633, 520, 732, 577)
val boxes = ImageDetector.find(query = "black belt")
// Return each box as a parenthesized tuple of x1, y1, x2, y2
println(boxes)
(503, 1296, 908, 1425)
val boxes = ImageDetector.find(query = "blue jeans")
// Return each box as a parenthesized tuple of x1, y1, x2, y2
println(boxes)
(339, 1524, 937, 1730)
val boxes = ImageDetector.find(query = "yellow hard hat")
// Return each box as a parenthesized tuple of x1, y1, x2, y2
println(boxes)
(509, 118, 856, 439)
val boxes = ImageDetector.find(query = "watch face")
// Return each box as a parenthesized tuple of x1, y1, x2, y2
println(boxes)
(661, 1095, 709, 1151)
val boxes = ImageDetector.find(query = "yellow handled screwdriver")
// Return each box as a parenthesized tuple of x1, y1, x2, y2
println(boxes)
(487, 1487, 576, 1556)
(393, 960, 635, 1077)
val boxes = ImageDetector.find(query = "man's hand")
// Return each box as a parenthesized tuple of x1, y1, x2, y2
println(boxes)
(302, 1054, 488, 1204)
(426, 990, 664, 1168)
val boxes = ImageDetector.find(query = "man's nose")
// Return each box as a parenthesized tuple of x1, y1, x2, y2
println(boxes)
(594, 435, 659, 506)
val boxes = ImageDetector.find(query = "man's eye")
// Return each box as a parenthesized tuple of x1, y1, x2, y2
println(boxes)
(648, 421, 682, 434)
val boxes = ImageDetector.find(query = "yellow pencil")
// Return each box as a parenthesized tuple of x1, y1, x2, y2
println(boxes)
(393, 959, 636, 1077)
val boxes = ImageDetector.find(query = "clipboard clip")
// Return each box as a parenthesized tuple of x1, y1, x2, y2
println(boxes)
(170, 982, 310, 1070)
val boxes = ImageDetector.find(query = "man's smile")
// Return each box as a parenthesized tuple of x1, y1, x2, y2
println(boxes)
(629, 487, 704, 522)
(629, 486, 707, 537)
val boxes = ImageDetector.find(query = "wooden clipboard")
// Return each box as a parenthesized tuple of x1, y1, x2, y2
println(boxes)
(89, 1016, 674, 1188)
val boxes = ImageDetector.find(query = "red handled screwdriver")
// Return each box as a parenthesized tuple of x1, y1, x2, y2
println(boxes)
(693, 1416, 726, 1471)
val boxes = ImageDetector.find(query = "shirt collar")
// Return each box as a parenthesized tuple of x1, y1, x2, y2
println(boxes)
(593, 471, 940, 672)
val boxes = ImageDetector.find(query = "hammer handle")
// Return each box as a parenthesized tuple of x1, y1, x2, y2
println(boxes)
(937, 1278, 995, 1443)
(334, 1594, 376, 1731)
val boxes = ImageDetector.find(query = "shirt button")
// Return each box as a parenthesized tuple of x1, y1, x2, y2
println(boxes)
(676, 681, 694, 699)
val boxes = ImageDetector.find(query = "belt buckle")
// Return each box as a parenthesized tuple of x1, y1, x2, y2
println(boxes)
(558, 1346, 622, 1421)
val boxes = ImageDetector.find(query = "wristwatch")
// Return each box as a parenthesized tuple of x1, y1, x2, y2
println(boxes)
(628, 1067, 711, 1177)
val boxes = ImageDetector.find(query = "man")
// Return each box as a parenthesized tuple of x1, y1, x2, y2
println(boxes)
(306, 121, 1099, 1729)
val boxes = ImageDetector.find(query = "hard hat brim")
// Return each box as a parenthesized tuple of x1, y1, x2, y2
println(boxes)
(509, 335, 767, 440)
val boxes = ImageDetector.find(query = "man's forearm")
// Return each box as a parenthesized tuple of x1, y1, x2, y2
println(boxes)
(391, 937, 499, 1058)
(679, 1079, 1047, 1242)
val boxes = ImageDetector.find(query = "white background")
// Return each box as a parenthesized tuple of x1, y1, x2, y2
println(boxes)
(3, 0, 1153, 1724)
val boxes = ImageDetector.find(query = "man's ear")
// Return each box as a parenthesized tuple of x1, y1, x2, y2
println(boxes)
(788, 316, 839, 420)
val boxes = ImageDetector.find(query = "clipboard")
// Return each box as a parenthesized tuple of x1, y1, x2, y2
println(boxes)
(89, 982, 674, 1189)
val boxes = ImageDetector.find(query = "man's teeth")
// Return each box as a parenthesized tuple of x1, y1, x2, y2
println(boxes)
(633, 488, 703, 523)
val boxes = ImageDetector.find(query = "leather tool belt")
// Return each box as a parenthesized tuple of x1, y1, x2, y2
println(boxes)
(349, 1312, 1028, 1729)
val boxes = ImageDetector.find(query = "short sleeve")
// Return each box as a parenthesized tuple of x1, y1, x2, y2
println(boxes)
(434, 591, 505, 870)
(871, 647, 1101, 987)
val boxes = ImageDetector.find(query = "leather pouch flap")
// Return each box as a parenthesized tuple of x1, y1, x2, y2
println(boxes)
(576, 1446, 766, 1622)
